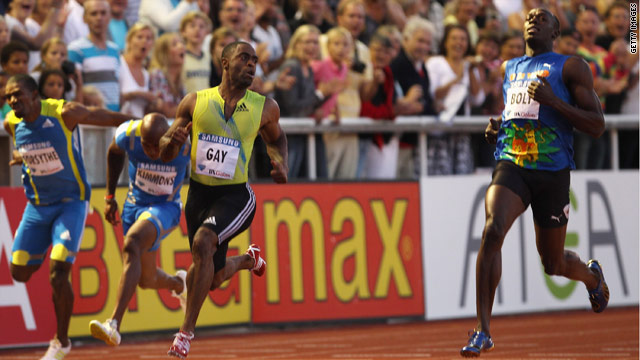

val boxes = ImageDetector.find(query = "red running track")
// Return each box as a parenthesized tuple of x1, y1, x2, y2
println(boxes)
(1, 307, 637, 359)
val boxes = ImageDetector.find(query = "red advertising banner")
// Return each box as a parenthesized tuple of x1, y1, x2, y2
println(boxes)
(0, 187, 55, 347)
(0, 182, 424, 347)
(250, 182, 424, 323)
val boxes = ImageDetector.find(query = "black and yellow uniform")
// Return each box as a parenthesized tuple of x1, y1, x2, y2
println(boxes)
(185, 86, 265, 272)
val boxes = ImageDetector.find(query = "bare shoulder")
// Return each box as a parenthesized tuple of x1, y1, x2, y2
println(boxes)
(180, 92, 198, 105)
(176, 92, 197, 119)
(562, 56, 593, 84)
(261, 97, 280, 127)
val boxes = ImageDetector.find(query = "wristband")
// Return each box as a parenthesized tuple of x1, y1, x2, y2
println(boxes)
(104, 194, 115, 201)
(315, 89, 325, 101)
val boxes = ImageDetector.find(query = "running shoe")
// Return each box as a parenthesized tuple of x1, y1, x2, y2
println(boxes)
(460, 330, 494, 357)
(587, 259, 610, 313)
(246, 244, 266, 276)
(89, 318, 121, 346)
(40, 338, 71, 360)
(171, 270, 188, 313)
(167, 331, 194, 359)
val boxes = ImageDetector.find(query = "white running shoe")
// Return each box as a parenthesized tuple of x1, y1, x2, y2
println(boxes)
(89, 319, 121, 346)
(172, 270, 188, 313)
(40, 338, 71, 360)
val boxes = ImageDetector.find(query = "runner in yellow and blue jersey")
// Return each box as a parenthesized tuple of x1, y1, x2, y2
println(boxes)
(160, 41, 288, 359)
(461, 9, 610, 358)
(89, 113, 190, 347)
(3, 74, 131, 360)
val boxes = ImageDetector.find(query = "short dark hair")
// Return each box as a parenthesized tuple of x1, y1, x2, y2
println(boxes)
(369, 33, 392, 48)
(501, 30, 524, 47)
(559, 28, 582, 42)
(543, 9, 560, 33)
(477, 31, 501, 47)
(8, 74, 39, 93)
(39, 69, 71, 98)
(0, 41, 29, 66)
(221, 40, 250, 61)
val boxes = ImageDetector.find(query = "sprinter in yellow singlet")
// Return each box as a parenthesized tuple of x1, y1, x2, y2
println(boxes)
(159, 41, 288, 359)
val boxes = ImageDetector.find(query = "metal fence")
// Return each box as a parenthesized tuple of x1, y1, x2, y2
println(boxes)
(1, 114, 638, 186)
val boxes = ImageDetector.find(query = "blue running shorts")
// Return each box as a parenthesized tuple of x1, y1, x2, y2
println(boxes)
(121, 200, 181, 251)
(12, 200, 89, 266)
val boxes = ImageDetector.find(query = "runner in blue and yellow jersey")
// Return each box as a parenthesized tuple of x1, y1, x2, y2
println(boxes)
(89, 113, 190, 347)
(159, 41, 288, 359)
(3, 74, 131, 360)
(460, 9, 610, 358)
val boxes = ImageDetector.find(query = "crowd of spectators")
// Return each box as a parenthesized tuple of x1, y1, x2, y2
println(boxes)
(0, 0, 637, 180)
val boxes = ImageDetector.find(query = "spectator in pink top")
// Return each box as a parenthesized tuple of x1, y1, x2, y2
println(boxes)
(311, 26, 350, 123)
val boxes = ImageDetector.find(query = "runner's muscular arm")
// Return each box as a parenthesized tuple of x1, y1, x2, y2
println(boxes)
(61, 101, 132, 130)
(527, 56, 604, 138)
(2, 120, 23, 166)
(259, 98, 288, 184)
(159, 92, 195, 163)
(105, 136, 126, 225)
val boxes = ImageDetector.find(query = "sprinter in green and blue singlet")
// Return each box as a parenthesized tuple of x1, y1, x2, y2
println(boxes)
(3, 74, 131, 360)
(159, 41, 288, 358)
(461, 9, 610, 358)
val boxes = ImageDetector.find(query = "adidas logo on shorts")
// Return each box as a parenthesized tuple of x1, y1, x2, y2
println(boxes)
(203, 216, 216, 225)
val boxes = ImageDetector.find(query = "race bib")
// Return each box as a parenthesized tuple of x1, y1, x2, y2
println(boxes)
(20, 144, 64, 176)
(195, 133, 240, 179)
(504, 86, 540, 120)
(135, 163, 176, 195)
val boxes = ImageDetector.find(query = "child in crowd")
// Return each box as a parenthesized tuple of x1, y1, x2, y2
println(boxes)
(31, 37, 82, 102)
(38, 68, 69, 100)
(180, 11, 212, 93)
(313, 27, 350, 123)
(499, 30, 525, 61)
(555, 28, 582, 56)
(81, 85, 106, 109)
(0, 41, 29, 76)
(312, 27, 352, 179)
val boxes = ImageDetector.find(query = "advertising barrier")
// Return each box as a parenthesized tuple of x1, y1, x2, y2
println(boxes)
(0, 182, 424, 348)
(421, 171, 639, 320)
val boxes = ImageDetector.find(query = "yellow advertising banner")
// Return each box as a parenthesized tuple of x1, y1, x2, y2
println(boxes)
(68, 187, 251, 337)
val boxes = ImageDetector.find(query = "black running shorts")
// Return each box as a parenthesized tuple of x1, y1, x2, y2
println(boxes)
(185, 180, 256, 272)
(491, 160, 570, 228)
